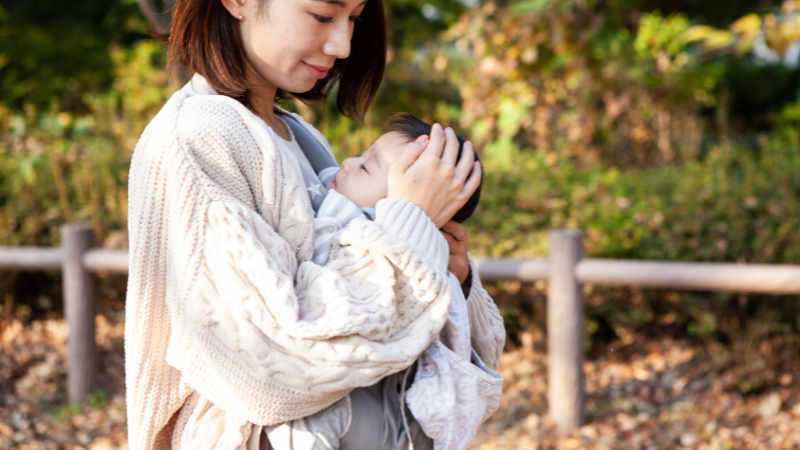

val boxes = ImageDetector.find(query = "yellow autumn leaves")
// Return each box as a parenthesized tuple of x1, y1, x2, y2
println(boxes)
(685, 0, 800, 57)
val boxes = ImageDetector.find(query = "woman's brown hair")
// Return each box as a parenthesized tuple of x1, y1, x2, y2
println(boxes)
(162, 0, 386, 120)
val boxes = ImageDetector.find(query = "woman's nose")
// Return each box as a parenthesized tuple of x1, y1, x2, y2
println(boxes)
(322, 22, 352, 59)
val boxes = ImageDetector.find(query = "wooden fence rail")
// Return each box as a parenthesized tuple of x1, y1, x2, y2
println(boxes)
(2, 225, 800, 434)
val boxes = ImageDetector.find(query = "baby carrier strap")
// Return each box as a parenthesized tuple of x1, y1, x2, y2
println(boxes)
(274, 109, 339, 213)
(276, 109, 339, 174)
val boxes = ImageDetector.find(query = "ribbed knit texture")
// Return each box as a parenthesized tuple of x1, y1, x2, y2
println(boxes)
(464, 256, 506, 370)
(125, 75, 505, 450)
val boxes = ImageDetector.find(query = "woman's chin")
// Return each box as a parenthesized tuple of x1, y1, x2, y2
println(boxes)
(281, 78, 319, 94)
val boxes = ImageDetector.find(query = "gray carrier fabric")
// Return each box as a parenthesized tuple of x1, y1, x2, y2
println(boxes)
(281, 112, 336, 176)
(275, 110, 339, 213)
(278, 111, 339, 173)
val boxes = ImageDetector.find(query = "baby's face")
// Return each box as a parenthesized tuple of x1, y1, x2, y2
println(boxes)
(332, 131, 409, 208)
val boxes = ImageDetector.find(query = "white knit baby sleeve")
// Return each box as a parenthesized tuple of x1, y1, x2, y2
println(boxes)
(373, 197, 451, 272)
(295, 201, 452, 344)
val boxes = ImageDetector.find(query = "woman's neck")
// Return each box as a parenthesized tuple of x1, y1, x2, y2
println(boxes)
(246, 68, 291, 141)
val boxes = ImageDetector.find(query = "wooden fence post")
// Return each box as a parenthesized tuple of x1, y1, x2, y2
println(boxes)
(61, 223, 96, 403)
(547, 230, 585, 435)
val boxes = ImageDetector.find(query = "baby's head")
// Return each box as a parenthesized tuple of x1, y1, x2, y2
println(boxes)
(332, 113, 482, 223)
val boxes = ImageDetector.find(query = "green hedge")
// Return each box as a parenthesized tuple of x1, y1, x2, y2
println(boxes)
(468, 133, 800, 265)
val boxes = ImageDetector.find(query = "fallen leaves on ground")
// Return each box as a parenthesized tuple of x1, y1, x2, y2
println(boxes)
(1, 315, 127, 450)
(472, 330, 800, 449)
(2, 316, 799, 449)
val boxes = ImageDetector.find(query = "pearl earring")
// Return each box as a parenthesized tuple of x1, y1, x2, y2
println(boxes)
(238, 15, 244, 21)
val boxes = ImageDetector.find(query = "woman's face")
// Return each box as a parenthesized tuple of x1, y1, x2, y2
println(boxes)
(224, 0, 367, 94)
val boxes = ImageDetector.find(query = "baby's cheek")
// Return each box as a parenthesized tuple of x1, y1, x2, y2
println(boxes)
(376, 171, 390, 198)
(335, 183, 364, 205)
(359, 181, 388, 209)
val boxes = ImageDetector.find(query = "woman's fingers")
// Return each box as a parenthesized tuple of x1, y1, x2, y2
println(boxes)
(387, 123, 482, 228)
(441, 221, 470, 283)
(461, 161, 483, 197)
(441, 228, 458, 249)
(442, 220, 468, 242)
(454, 141, 475, 184)
(427, 159, 480, 227)
(440, 127, 460, 167)
(390, 135, 429, 175)
(448, 253, 469, 284)
(422, 123, 446, 159)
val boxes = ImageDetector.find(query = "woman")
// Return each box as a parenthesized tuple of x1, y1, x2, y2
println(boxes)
(124, 0, 505, 449)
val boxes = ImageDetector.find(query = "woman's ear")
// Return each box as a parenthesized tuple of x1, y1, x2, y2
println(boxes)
(219, 0, 245, 20)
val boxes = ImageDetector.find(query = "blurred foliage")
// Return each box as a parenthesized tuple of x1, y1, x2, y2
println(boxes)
(438, 2, 724, 168)
(2, 0, 800, 343)
(0, 0, 148, 112)
(0, 40, 174, 248)
(685, 0, 800, 57)
(468, 132, 800, 262)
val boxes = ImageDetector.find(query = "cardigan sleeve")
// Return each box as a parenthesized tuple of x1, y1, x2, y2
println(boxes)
(161, 96, 453, 427)
(464, 256, 506, 370)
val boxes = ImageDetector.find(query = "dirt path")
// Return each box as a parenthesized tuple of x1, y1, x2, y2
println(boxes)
(2, 316, 799, 449)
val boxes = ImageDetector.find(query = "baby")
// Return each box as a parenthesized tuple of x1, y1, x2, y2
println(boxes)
(311, 113, 503, 450)
(311, 113, 481, 264)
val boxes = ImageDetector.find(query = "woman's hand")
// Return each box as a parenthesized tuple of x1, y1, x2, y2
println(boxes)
(387, 124, 482, 228)
(442, 221, 470, 284)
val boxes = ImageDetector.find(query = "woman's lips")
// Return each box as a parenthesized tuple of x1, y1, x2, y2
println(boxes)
(303, 62, 330, 79)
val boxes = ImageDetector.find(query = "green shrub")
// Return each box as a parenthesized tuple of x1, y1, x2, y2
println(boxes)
(469, 131, 800, 264)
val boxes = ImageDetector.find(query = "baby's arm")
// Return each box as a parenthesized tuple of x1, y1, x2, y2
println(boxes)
(312, 189, 368, 265)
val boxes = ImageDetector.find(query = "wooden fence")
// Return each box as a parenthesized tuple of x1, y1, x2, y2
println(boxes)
(3, 224, 800, 435)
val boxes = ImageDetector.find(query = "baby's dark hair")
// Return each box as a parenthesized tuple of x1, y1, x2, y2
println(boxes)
(384, 113, 483, 223)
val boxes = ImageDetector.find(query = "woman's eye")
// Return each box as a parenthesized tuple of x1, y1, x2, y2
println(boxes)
(312, 14, 334, 23)
(349, 15, 363, 23)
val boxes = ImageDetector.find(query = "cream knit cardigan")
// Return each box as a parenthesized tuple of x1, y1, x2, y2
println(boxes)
(125, 75, 506, 450)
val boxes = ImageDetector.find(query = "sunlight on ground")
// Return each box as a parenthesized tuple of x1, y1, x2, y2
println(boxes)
(2, 317, 800, 449)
